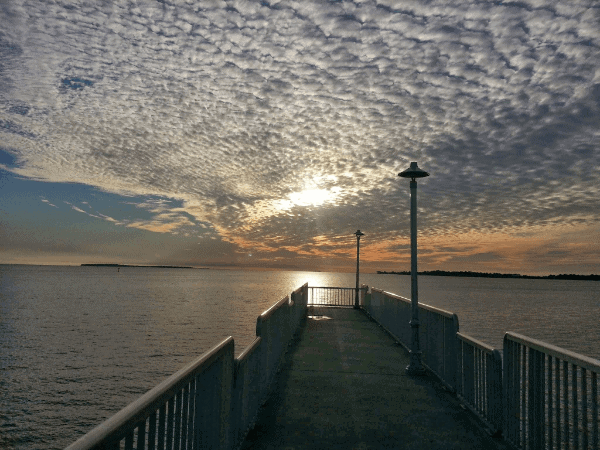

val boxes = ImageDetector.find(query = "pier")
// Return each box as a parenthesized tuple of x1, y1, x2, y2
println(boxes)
(66, 284, 600, 450)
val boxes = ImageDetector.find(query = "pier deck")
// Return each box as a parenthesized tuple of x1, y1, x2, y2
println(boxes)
(241, 307, 510, 450)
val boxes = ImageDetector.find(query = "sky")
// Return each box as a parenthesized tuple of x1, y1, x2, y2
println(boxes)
(1, 0, 599, 275)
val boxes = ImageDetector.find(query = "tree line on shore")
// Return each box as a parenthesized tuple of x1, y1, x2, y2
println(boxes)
(376, 270, 600, 281)
(81, 263, 200, 269)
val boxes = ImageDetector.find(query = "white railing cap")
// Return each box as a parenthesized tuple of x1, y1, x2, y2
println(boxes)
(260, 295, 290, 320)
(371, 287, 457, 319)
(505, 331, 600, 373)
(457, 332, 497, 354)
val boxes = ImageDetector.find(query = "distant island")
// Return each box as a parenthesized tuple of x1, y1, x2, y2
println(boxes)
(81, 264, 206, 269)
(376, 270, 600, 281)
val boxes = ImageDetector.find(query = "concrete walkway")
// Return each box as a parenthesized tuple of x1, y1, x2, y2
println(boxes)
(241, 307, 511, 450)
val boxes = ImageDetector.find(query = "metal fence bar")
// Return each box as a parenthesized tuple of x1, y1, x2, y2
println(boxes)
(547, 355, 553, 450)
(125, 432, 134, 450)
(185, 380, 194, 450)
(508, 339, 516, 446)
(573, 363, 579, 449)
(583, 367, 588, 450)
(136, 422, 146, 450)
(158, 402, 166, 450)
(308, 287, 357, 307)
(173, 391, 181, 450)
(166, 398, 174, 450)
(554, 356, 560, 449)
(563, 360, 569, 450)
(593, 371, 598, 450)
(148, 412, 156, 450)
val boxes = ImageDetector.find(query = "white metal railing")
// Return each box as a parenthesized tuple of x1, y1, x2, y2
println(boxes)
(363, 287, 459, 391)
(503, 332, 600, 450)
(456, 332, 503, 435)
(65, 283, 309, 450)
(307, 286, 358, 307)
(363, 285, 600, 448)
(64, 337, 236, 450)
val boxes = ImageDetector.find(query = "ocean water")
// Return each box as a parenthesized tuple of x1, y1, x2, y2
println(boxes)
(1, 265, 599, 449)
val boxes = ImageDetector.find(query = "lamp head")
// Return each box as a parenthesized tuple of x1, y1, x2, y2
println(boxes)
(354, 229, 364, 238)
(398, 162, 429, 180)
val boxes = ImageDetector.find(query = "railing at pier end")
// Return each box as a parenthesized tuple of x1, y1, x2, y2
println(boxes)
(308, 286, 365, 307)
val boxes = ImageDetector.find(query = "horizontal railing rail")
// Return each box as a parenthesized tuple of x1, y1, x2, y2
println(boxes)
(65, 283, 309, 450)
(308, 286, 358, 307)
(503, 332, 600, 450)
(457, 332, 503, 435)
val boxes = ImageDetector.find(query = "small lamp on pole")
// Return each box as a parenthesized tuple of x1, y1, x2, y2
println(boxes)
(354, 229, 364, 309)
(398, 161, 429, 375)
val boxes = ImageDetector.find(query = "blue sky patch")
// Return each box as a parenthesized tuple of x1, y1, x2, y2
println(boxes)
(61, 77, 94, 90)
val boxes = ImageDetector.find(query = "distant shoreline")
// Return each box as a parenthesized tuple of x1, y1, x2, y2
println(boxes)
(80, 264, 207, 269)
(376, 270, 600, 281)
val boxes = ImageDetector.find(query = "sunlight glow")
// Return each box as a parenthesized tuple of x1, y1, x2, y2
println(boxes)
(277, 187, 341, 210)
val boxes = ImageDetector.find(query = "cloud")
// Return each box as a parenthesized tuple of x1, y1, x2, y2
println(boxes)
(41, 199, 58, 208)
(1, 0, 599, 272)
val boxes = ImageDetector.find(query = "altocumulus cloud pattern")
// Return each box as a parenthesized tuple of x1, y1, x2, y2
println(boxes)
(1, 0, 599, 272)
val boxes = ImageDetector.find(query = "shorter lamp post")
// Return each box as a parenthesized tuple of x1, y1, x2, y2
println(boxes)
(398, 161, 429, 375)
(354, 229, 364, 309)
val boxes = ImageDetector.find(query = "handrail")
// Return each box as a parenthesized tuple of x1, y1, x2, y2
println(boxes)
(236, 336, 261, 362)
(259, 295, 290, 321)
(371, 288, 456, 318)
(457, 331, 496, 353)
(65, 337, 234, 450)
(506, 331, 600, 372)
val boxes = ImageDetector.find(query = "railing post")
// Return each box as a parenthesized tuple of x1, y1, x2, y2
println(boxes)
(446, 313, 459, 391)
(490, 349, 503, 436)
(359, 285, 368, 308)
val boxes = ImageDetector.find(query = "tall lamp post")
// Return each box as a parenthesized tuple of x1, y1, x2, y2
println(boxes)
(354, 230, 364, 309)
(398, 161, 429, 375)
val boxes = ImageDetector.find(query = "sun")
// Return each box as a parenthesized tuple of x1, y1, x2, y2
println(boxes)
(290, 189, 334, 206)
(277, 187, 341, 210)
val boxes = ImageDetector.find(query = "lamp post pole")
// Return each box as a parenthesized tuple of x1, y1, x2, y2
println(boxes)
(398, 162, 429, 375)
(354, 230, 364, 309)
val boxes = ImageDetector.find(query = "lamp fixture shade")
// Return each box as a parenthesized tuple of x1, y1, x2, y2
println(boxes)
(398, 162, 429, 179)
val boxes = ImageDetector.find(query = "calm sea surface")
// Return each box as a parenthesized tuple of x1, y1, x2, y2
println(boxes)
(1, 265, 599, 449)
